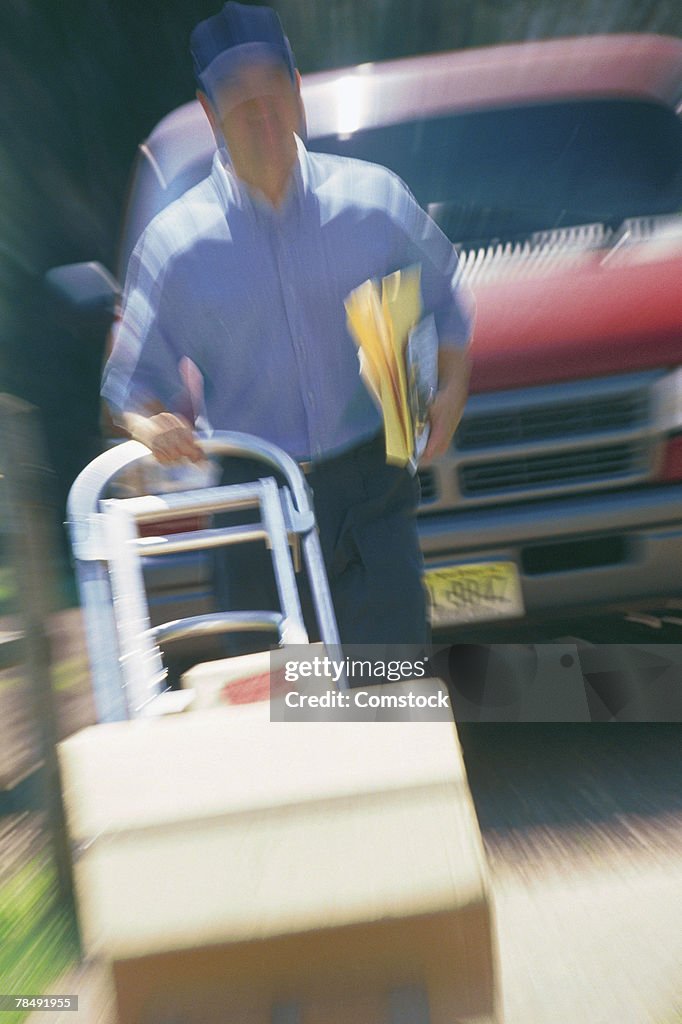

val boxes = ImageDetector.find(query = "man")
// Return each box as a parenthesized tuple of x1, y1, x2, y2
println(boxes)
(102, 2, 473, 650)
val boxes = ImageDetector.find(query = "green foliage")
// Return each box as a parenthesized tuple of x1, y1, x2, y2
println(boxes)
(0, 566, 15, 612)
(0, 853, 79, 1024)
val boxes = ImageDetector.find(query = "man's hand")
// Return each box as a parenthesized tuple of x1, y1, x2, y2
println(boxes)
(421, 344, 471, 465)
(421, 388, 464, 463)
(124, 411, 205, 465)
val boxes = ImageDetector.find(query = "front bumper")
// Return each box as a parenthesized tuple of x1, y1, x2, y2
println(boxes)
(418, 482, 682, 619)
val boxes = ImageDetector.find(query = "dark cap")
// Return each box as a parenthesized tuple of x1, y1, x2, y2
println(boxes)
(190, 2, 296, 99)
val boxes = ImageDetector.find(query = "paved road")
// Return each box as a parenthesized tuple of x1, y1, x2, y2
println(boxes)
(25, 718, 682, 1024)
(460, 722, 682, 1023)
(8, 607, 682, 1023)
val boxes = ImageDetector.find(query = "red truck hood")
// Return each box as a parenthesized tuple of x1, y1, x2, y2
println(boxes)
(468, 243, 682, 393)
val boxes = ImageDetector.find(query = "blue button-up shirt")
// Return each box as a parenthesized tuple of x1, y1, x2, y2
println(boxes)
(102, 138, 473, 461)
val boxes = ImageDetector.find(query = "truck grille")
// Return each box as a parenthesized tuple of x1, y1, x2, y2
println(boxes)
(457, 392, 647, 450)
(460, 442, 648, 497)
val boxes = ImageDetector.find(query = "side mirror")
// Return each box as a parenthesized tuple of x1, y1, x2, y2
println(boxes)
(44, 262, 120, 335)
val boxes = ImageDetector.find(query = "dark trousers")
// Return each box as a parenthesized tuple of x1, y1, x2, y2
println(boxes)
(213, 434, 428, 652)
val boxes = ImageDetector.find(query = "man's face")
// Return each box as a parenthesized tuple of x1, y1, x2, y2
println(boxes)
(210, 60, 302, 175)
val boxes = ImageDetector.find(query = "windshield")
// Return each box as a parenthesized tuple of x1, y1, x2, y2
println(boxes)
(311, 99, 682, 247)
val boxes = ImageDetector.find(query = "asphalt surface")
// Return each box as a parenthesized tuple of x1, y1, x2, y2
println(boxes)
(3, 607, 682, 1022)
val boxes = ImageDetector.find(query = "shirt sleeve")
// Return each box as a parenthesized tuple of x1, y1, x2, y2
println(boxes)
(385, 172, 475, 349)
(101, 227, 189, 418)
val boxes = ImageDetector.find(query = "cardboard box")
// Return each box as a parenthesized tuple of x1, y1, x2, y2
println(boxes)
(59, 692, 501, 1023)
(180, 646, 323, 708)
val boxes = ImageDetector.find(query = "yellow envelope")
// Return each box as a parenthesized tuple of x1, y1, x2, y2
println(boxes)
(345, 266, 423, 466)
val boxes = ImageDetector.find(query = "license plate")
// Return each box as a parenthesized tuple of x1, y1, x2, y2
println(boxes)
(424, 561, 525, 627)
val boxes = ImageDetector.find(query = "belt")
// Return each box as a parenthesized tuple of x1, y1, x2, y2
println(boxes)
(297, 433, 383, 477)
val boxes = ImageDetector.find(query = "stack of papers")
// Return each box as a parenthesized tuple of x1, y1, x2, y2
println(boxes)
(345, 265, 438, 471)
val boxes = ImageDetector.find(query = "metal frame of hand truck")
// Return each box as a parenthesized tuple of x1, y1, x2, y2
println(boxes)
(67, 431, 345, 723)
(66, 432, 487, 1024)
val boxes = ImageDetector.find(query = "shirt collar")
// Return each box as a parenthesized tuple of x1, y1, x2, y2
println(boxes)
(210, 134, 310, 221)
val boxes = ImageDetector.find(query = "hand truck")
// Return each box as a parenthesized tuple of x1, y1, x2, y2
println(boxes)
(66, 431, 345, 723)
(63, 433, 500, 1024)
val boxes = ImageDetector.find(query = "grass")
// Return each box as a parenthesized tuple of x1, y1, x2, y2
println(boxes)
(0, 565, 16, 613)
(50, 656, 89, 694)
(0, 853, 80, 1023)
(0, 655, 89, 696)
(0, 541, 85, 1019)
(0, 561, 79, 618)
(0, 559, 86, 1022)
